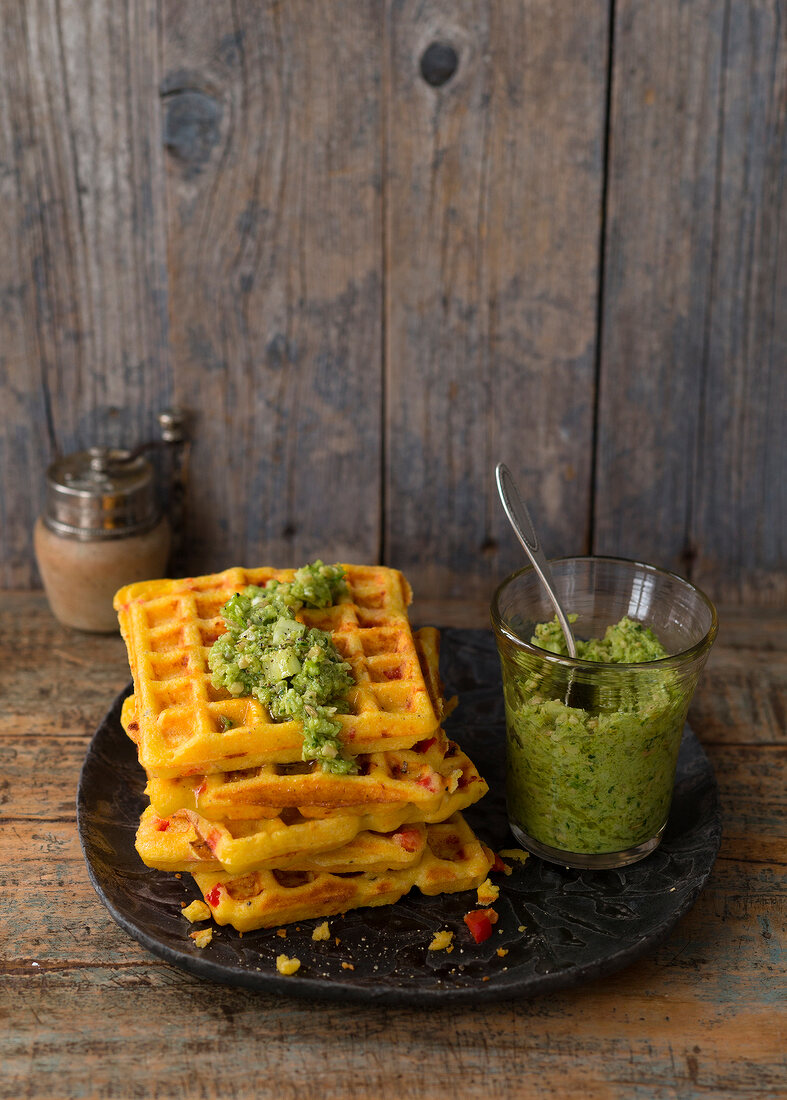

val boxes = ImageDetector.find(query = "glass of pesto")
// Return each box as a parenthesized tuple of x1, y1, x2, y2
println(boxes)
(491, 557, 718, 869)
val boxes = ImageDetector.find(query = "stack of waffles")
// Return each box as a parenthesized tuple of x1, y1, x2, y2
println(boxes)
(114, 564, 492, 933)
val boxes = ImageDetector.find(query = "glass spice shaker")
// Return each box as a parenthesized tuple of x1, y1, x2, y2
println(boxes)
(34, 441, 172, 633)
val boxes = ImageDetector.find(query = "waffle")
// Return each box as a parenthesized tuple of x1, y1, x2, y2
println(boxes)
(413, 625, 455, 726)
(191, 814, 493, 932)
(114, 566, 442, 778)
(136, 806, 427, 874)
(135, 762, 486, 874)
(145, 738, 486, 820)
(119, 623, 450, 756)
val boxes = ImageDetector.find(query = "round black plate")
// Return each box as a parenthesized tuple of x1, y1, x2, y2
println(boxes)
(77, 629, 721, 1004)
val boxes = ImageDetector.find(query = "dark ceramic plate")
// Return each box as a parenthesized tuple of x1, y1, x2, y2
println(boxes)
(77, 629, 721, 1004)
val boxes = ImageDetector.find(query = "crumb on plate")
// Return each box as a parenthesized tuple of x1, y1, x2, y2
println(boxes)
(276, 954, 301, 976)
(499, 848, 530, 864)
(476, 878, 500, 906)
(182, 900, 211, 922)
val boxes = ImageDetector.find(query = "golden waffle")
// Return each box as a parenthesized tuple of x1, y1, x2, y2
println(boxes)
(119, 625, 450, 762)
(135, 766, 485, 874)
(413, 626, 455, 726)
(192, 814, 493, 932)
(114, 566, 441, 778)
(136, 806, 427, 874)
(145, 738, 486, 820)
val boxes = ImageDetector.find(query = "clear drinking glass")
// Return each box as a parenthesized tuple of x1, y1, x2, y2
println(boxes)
(491, 557, 718, 869)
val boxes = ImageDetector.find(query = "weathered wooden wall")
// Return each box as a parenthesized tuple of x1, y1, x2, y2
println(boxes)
(0, 0, 784, 605)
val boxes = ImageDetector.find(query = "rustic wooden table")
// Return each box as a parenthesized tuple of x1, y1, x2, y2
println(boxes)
(1, 592, 784, 1099)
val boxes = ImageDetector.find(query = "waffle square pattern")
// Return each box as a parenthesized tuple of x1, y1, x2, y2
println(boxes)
(192, 814, 493, 932)
(115, 564, 442, 778)
(115, 562, 492, 937)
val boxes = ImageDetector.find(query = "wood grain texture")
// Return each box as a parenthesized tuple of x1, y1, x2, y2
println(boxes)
(4, 948, 784, 1100)
(0, 592, 785, 1099)
(162, 0, 383, 573)
(594, 0, 786, 605)
(691, 0, 787, 605)
(681, 606, 787, 756)
(384, 0, 609, 601)
(0, 0, 170, 589)
(0, 0, 783, 606)
(594, 0, 725, 574)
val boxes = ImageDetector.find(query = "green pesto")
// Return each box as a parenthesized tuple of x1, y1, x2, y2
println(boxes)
(531, 614, 668, 664)
(504, 616, 689, 854)
(208, 561, 357, 774)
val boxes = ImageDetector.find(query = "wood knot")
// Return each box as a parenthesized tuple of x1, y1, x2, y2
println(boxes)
(161, 86, 222, 177)
(420, 42, 458, 87)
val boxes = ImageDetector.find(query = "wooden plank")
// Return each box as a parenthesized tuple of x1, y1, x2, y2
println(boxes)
(595, 0, 786, 610)
(706, 745, 786, 864)
(691, 0, 787, 605)
(594, 0, 725, 578)
(1, 596, 785, 1097)
(2, 982, 783, 1099)
(689, 606, 787, 747)
(0, 740, 92, 819)
(691, 654, 787, 748)
(162, 0, 383, 573)
(0, 3, 51, 592)
(0, 0, 170, 588)
(384, 0, 609, 600)
(1, 859, 784, 1098)
(0, 593, 128, 735)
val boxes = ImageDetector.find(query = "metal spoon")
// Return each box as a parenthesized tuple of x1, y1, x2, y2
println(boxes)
(495, 463, 578, 658)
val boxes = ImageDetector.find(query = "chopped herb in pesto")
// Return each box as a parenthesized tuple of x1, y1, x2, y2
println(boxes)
(531, 614, 668, 664)
(502, 615, 689, 854)
(208, 561, 357, 774)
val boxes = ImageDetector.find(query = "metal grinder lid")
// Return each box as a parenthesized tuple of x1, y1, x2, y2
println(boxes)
(43, 447, 161, 540)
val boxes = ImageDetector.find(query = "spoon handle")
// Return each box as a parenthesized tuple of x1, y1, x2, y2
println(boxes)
(495, 463, 578, 659)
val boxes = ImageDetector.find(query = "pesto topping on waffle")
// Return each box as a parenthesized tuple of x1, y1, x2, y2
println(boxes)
(208, 562, 357, 774)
